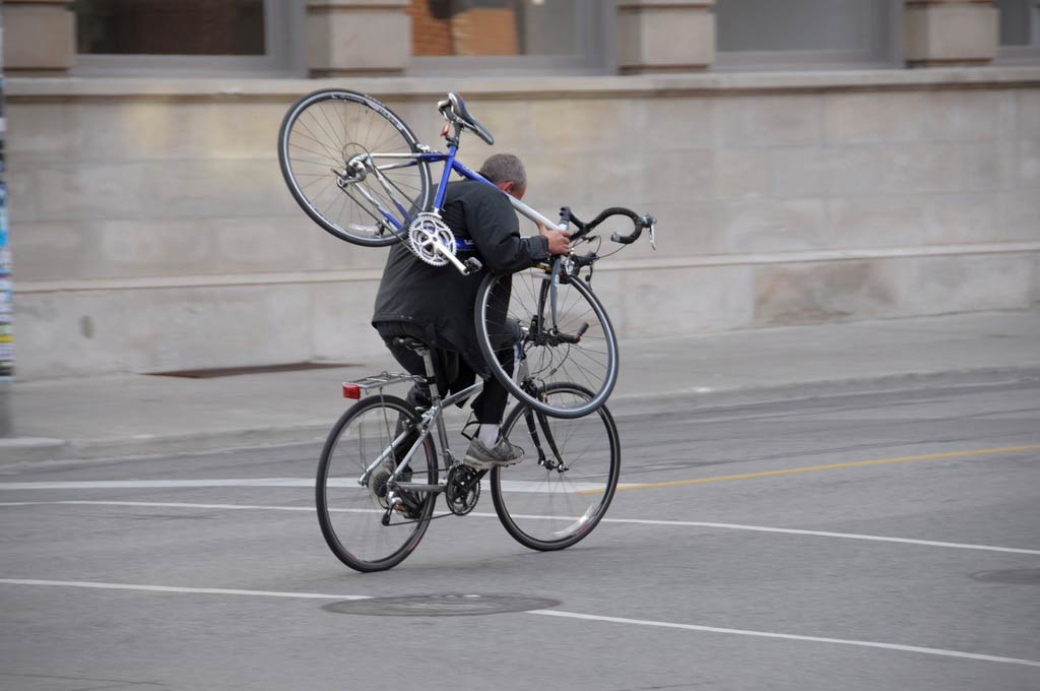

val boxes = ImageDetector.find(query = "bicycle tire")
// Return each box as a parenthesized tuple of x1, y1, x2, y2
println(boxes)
(316, 394, 437, 572)
(475, 268, 619, 419)
(491, 382, 620, 550)
(278, 89, 431, 247)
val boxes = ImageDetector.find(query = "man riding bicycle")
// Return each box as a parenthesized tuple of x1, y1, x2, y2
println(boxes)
(372, 153, 571, 469)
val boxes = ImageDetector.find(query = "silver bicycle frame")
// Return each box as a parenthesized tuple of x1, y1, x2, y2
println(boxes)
(356, 374, 484, 489)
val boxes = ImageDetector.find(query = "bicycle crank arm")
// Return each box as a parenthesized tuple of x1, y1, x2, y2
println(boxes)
(436, 244, 482, 275)
(393, 482, 446, 494)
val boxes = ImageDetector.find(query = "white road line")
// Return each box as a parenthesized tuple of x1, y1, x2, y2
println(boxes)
(597, 518, 1040, 556)
(0, 577, 1035, 669)
(0, 578, 370, 600)
(3, 500, 1038, 556)
(528, 610, 1040, 669)
(0, 479, 601, 493)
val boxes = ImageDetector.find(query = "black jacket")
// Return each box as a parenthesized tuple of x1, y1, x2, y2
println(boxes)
(372, 179, 550, 368)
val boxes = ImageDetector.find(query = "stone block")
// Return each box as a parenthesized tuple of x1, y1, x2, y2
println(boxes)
(921, 192, 999, 245)
(996, 191, 1040, 243)
(30, 161, 154, 222)
(713, 149, 771, 199)
(607, 201, 726, 260)
(770, 147, 829, 198)
(957, 140, 1016, 192)
(308, 281, 387, 363)
(1032, 255, 1040, 307)
(141, 159, 296, 220)
(624, 149, 711, 205)
(1, 1, 75, 73)
(824, 196, 930, 249)
(824, 92, 928, 145)
(631, 97, 715, 151)
(873, 143, 961, 195)
(755, 252, 1034, 328)
(719, 199, 827, 253)
(921, 90, 1004, 142)
(618, 0, 715, 74)
(717, 95, 822, 148)
(771, 146, 884, 198)
(14, 284, 313, 378)
(1017, 90, 1040, 137)
(451, 99, 534, 154)
(306, 0, 410, 76)
(529, 99, 640, 152)
(754, 261, 894, 326)
(515, 152, 586, 220)
(4, 101, 78, 160)
(4, 156, 43, 223)
(1018, 138, 1040, 187)
(889, 253, 1034, 314)
(617, 265, 755, 337)
(903, 2, 998, 66)
(8, 221, 89, 282)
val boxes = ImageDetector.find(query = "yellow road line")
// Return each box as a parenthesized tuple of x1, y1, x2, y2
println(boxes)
(584, 443, 1040, 494)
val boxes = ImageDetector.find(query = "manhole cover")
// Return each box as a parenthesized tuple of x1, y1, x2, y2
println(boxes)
(969, 568, 1040, 585)
(323, 594, 560, 617)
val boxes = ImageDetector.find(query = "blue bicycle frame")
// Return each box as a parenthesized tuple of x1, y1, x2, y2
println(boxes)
(371, 145, 569, 236)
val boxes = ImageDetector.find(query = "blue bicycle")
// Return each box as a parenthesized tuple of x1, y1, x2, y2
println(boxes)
(277, 89, 655, 418)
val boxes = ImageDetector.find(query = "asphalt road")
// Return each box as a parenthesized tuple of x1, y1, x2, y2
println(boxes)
(2, 378, 1039, 691)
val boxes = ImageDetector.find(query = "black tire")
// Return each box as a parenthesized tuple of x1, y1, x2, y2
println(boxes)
(316, 395, 437, 572)
(475, 269, 619, 419)
(491, 383, 620, 551)
(278, 89, 431, 247)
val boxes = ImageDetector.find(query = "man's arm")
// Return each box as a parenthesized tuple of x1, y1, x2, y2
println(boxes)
(467, 193, 559, 273)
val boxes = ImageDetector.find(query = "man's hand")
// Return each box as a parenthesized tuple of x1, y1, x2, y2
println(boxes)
(539, 223, 570, 255)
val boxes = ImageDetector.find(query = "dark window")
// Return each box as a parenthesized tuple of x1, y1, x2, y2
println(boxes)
(75, 0, 266, 56)
(997, 0, 1039, 46)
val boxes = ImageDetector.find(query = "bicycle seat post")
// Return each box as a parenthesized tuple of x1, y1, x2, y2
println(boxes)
(417, 345, 442, 406)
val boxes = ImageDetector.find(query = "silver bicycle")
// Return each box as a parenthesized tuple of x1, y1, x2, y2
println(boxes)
(315, 336, 621, 572)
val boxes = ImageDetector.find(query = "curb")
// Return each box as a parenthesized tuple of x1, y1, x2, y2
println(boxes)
(3, 366, 1039, 466)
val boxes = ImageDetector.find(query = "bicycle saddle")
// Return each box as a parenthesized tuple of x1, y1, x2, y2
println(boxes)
(448, 93, 495, 146)
(391, 336, 429, 353)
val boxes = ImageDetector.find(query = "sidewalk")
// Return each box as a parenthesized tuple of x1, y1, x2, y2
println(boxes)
(2, 310, 1039, 465)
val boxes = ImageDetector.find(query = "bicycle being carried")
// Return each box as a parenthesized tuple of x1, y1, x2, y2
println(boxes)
(278, 89, 656, 571)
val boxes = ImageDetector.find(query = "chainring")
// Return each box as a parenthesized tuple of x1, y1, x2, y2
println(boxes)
(445, 465, 482, 516)
(407, 212, 456, 267)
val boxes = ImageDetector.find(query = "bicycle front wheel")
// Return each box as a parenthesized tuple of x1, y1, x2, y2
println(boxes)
(278, 89, 431, 247)
(491, 383, 620, 551)
(316, 395, 438, 572)
(475, 269, 619, 419)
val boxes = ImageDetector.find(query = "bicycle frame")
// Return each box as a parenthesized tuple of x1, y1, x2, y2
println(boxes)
(360, 147, 569, 234)
(357, 377, 484, 493)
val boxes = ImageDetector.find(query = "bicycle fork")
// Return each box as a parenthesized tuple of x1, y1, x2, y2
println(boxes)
(523, 406, 568, 473)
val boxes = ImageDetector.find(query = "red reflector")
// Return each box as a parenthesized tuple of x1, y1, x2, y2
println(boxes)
(342, 383, 361, 399)
(440, 124, 450, 137)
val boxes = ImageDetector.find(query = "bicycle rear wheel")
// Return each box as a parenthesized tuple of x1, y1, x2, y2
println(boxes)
(316, 395, 437, 572)
(278, 89, 431, 247)
(491, 383, 620, 551)
(475, 269, 619, 419)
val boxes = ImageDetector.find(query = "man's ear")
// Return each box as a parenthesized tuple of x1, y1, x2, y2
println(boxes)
(497, 181, 514, 194)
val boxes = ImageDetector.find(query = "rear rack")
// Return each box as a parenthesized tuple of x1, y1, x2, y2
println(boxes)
(343, 371, 425, 399)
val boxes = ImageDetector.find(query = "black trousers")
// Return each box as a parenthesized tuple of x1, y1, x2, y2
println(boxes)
(375, 321, 513, 425)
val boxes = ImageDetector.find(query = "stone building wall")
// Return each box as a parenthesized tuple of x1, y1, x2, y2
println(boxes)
(7, 69, 1040, 378)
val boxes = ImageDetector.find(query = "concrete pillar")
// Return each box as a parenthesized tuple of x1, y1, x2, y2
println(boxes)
(0, 0, 76, 76)
(617, 0, 715, 75)
(306, 0, 411, 77)
(904, 0, 999, 67)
